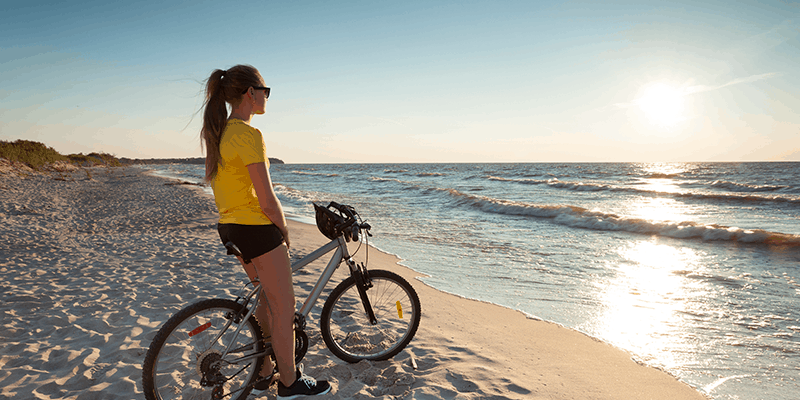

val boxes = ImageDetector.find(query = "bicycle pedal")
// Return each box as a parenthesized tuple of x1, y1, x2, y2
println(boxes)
(294, 312, 306, 330)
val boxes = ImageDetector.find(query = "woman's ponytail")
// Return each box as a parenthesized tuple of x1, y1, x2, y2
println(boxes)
(201, 69, 227, 181)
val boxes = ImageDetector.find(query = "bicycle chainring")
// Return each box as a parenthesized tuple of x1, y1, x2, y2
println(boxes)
(295, 327, 309, 364)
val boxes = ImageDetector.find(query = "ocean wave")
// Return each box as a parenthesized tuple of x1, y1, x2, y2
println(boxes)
(647, 172, 682, 179)
(644, 189, 797, 205)
(441, 188, 800, 247)
(273, 183, 317, 204)
(290, 170, 340, 177)
(488, 175, 622, 192)
(369, 176, 416, 186)
(149, 166, 206, 185)
(708, 180, 792, 193)
(487, 176, 800, 205)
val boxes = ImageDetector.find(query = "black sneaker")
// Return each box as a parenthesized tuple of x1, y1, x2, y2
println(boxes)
(251, 368, 277, 395)
(277, 367, 331, 399)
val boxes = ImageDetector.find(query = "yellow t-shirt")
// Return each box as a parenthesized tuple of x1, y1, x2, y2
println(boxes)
(211, 119, 272, 225)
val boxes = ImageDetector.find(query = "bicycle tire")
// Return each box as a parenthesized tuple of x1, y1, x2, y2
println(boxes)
(142, 299, 264, 400)
(320, 269, 421, 363)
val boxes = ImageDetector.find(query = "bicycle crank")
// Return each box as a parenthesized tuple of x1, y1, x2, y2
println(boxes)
(294, 326, 309, 364)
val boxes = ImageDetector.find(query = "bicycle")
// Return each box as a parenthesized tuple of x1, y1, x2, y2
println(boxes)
(141, 202, 421, 400)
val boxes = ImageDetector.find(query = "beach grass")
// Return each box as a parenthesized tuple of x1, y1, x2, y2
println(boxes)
(0, 139, 121, 170)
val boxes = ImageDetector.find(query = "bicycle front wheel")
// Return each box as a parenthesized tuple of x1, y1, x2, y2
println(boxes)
(142, 299, 264, 400)
(320, 269, 421, 363)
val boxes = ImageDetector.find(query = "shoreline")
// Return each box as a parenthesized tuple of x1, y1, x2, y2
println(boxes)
(0, 166, 709, 399)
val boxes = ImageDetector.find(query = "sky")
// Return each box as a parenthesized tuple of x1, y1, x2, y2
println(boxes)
(1, 0, 799, 163)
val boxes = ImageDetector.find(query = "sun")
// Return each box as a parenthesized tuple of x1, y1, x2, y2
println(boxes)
(635, 82, 685, 127)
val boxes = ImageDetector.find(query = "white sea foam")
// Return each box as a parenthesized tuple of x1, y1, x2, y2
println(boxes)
(709, 179, 792, 193)
(487, 175, 800, 204)
(442, 188, 800, 246)
(703, 375, 749, 393)
(290, 170, 340, 177)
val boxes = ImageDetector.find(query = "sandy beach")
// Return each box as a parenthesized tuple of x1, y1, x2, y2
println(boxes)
(0, 166, 709, 399)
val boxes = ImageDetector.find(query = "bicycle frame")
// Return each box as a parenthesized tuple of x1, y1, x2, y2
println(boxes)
(292, 236, 356, 319)
(217, 235, 358, 369)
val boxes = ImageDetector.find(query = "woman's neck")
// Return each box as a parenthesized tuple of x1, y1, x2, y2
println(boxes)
(228, 111, 252, 124)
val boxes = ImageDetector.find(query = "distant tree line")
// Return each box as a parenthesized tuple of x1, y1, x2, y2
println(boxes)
(0, 139, 284, 171)
(119, 157, 285, 165)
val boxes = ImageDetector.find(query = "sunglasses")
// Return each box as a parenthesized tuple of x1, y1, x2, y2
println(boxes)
(242, 86, 270, 99)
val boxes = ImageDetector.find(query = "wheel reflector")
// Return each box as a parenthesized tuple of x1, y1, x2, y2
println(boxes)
(188, 322, 212, 337)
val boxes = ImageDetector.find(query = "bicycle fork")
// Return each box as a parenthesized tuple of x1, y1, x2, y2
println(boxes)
(349, 258, 378, 325)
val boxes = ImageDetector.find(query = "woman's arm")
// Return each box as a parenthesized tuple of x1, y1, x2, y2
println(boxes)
(247, 162, 290, 248)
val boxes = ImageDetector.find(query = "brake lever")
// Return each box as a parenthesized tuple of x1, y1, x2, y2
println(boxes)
(360, 222, 372, 237)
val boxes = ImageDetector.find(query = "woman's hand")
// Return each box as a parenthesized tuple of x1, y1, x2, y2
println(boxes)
(281, 227, 291, 250)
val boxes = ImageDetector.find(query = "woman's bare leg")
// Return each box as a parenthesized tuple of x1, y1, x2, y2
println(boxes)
(249, 243, 297, 386)
(239, 258, 277, 378)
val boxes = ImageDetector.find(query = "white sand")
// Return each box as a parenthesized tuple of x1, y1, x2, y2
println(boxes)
(0, 167, 708, 399)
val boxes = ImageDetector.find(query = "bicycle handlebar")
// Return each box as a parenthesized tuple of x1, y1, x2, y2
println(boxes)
(324, 201, 371, 241)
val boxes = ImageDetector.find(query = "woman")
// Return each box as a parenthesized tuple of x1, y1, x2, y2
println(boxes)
(201, 65, 330, 398)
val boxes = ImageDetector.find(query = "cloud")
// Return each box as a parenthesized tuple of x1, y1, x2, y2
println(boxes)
(611, 72, 781, 110)
(683, 72, 781, 95)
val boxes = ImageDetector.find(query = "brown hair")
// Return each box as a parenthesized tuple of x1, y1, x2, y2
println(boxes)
(200, 65, 264, 181)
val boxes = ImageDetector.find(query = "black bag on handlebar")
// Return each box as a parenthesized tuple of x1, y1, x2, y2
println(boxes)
(314, 202, 355, 241)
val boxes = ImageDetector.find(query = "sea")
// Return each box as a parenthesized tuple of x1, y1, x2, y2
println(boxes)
(150, 162, 800, 400)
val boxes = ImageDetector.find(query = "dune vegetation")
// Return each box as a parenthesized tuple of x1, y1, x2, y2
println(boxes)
(0, 139, 121, 171)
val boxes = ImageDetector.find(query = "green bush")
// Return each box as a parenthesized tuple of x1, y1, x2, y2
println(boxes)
(87, 152, 122, 167)
(67, 152, 121, 167)
(0, 139, 70, 169)
(0, 139, 122, 170)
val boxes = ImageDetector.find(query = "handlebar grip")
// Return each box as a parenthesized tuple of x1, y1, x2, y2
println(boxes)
(329, 201, 356, 220)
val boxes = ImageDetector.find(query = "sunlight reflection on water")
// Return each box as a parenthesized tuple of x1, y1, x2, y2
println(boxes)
(588, 240, 707, 372)
(639, 178, 684, 194)
(631, 197, 690, 223)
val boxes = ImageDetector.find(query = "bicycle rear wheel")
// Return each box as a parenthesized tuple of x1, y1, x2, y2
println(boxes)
(142, 299, 264, 400)
(320, 269, 421, 363)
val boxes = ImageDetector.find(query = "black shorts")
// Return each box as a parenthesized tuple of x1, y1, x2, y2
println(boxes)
(217, 223, 285, 261)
